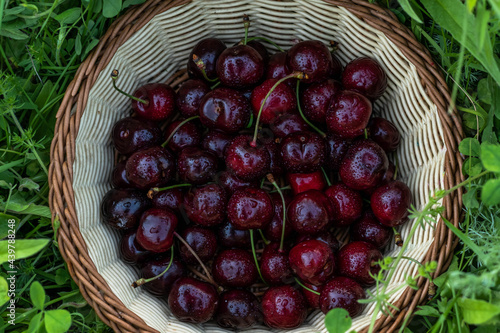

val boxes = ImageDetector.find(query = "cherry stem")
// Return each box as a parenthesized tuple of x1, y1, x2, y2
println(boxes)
(192, 54, 219, 83)
(111, 69, 149, 105)
(246, 36, 285, 52)
(258, 229, 270, 245)
(161, 116, 200, 147)
(210, 81, 221, 90)
(321, 167, 332, 187)
(393, 227, 403, 247)
(393, 154, 399, 180)
(174, 232, 216, 285)
(243, 14, 250, 45)
(252, 72, 308, 145)
(147, 183, 192, 199)
(330, 40, 339, 52)
(295, 80, 326, 138)
(132, 246, 174, 288)
(364, 128, 368, 139)
(249, 229, 267, 285)
(267, 173, 286, 252)
(294, 277, 320, 295)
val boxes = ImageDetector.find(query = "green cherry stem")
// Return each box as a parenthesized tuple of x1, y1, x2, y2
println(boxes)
(246, 36, 285, 52)
(249, 229, 267, 285)
(161, 116, 200, 147)
(393, 227, 403, 247)
(321, 167, 332, 187)
(111, 69, 149, 105)
(294, 277, 320, 295)
(192, 54, 219, 83)
(393, 154, 399, 180)
(296, 80, 326, 138)
(147, 183, 192, 199)
(132, 246, 174, 287)
(258, 229, 270, 245)
(364, 128, 369, 139)
(267, 173, 286, 252)
(243, 14, 250, 45)
(252, 72, 308, 146)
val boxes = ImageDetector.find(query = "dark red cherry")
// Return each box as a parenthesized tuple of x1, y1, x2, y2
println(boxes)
(329, 52, 343, 79)
(168, 277, 219, 323)
(212, 249, 258, 288)
(216, 45, 264, 88)
(325, 134, 353, 171)
(141, 255, 186, 296)
(342, 57, 387, 100)
(125, 146, 176, 190)
(184, 184, 227, 227)
(250, 79, 297, 124)
(119, 230, 150, 265)
(383, 160, 396, 183)
(326, 90, 372, 139)
(152, 187, 185, 214)
(261, 285, 307, 329)
(198, 87, 251, 133)
(201, 130, 233, 160)
(263, 141, 284, 176)
(164, 120, 201, 153)
(101, 189, 150, 230)
(288, 190, 333, 235)
(227, 188, 274, 230)
(351, 210, 391, 249)
(225, 135, 270, 181)
(324, 183, 363, 227)
(187, 38, 227, 81)
(280, 131, 326, 173)
(177, 147, 218, 185)
(112, 117, 162, 155)
(286, 40, 333, 83)
(216, 289, 263, 329)
(301, 79, 342, 123)
(371, 180, 412, 227)
(260, 243, 293, 285)
(217, 221, 251, 249)
(111, 160, 132, 189)
(319, 277, 366, 317)
(247, 40, 269, 64)
(179, 226, 217, 265)
(287, 170, 326, 195)
(302, 282, 323, 309)
(338, 241, 383, 286)
(216, 171, 258, 196)
(133, 83, 175, 121)
(266, 51, 297, 88)
(136, 208, 178, 253)
(175, 79, 210, 118)
(339, 139, 388, 190)
(295, 230, 340, 254)
(270, 112, 310, 138)
(264, 192, 293, 242)
(369, 117, 401, 152)
(289, 239, 335, 285)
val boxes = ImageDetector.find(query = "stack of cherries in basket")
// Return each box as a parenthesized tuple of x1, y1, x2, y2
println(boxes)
(101, 16, 412, 330)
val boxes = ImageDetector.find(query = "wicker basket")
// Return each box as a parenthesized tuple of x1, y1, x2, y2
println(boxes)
(48, 0, 465, 332)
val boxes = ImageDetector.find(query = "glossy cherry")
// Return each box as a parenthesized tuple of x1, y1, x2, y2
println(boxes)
(288, 190, 333, 235)
(371, 180, 412, 227)
(264, 192, 293, 242)
(319, 277, 366, 317)
(369, 117, 401, 152)
(261, 285, 307, 329)
(287, 170, 327, 195)
(216, 289, 263, 329)
(324, 183, 363, 227)
(338, 241, 383, 286)
(342, 57, 387, 100)
(111, 160, 132, 189)
(177, 147, 218, 185)
(201, 130, 233, 160)
(217, 221, 251, 249)
(101, 189, 150, 230)
(225, 135, 270, 181)
(215, 170, 258, 195)
(141, 255, 186, 296)
(326, 90, 372, 139)
(302, 282, 323, 309)
(212, 248, 258, 288)
(289, 239, 335, 285)
(112, 117, 162, 155)
(295, 230, 340, 254)
(152, 187, 185, 214)
(351, 210, 392, 249)
(263, 140, 284, 176)
(187, 37, 227, 81)
(325, 134, 353, 171)
(227, 188, 274, 230)
(136, 208, 178, 253)
(250, 78, 297, 124)
(266, 51, 296, 88)
(184, 184, 227, 227)
(260, 242, 293, 285)
(270, 112, 310, 138)
(280, 131, 326, 173)
(301, 79, 342, 123)
(164, 120, 201, 153)
(168, 277, 219, 323)
(130, 83, 176, 121)
(175, 79, 210, 117)
(179, 226, 217, 265)
(119, 230, 150, 265)
(125, 146, 176, 190)
(216, 44, 264, 88)
(286, 40, 333, 83)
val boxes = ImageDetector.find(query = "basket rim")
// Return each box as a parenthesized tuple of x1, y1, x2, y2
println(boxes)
(48, 0, 465, 332)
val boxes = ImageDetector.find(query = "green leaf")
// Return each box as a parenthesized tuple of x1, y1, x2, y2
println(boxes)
(44, 309, 72, 333)
(481, 179, 500, 206)
(123, 0, 146, 8)
(458, 298, 500, 325)
(83, 38, 99, 58)
(0, 213, 19, 239)
(0, 239, 50, 264)
(462, 187, 479, 209)
(0, 276, 10, 306)
(0, 159, 24, 174)
(0, 28, 29, 40)
(54, 8, 82, 25)
(463, 157, 483, 177)
(324, 308, 352, 333)
(414, 305, 441, 317)
(55, 268, 70, 285)
(466, 0, 478, 11)
(480, 143, 500, 172)
(477, 78, 492, 104)
(27, 312, 43, 333)
(459, 138, 481, 157)
(0, 192, 51, 218)
(443, 220, 488, 263)
(398, 0, 423, 23)
(102, 0, 122, 18)
(30, 281, 45, 311)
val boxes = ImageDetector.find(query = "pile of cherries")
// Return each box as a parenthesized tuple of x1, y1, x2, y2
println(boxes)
(101, 17, 412, 330)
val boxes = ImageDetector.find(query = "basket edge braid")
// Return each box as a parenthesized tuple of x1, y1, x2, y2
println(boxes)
(48, 1, 464, 332)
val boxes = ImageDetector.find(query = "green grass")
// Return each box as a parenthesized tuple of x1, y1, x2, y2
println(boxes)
(0, 0, 499, 332)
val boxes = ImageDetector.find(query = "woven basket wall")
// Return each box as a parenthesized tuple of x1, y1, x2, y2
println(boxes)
(49, 0, 465, 332)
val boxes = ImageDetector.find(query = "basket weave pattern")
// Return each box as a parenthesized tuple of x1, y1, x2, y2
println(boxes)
(49, 1, 464, 332)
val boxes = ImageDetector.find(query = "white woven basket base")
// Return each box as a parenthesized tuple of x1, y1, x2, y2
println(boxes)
(72, 0, 447, 332)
